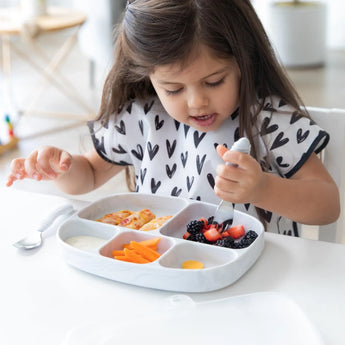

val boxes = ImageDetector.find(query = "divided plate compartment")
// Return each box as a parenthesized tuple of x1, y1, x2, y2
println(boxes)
(57, 193, 264, 292)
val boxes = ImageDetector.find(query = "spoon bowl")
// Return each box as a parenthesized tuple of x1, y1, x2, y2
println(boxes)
(13, 204, 74, 250)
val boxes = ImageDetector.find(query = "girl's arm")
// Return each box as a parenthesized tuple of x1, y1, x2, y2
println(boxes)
(215, 146, 340, 225)
(6, 147, 125, 195)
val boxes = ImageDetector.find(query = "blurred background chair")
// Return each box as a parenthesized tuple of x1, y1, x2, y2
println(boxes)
(73, 0, 126, 88)
(302, 107, 345, 244)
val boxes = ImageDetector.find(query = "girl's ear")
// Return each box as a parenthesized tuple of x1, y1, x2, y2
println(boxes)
(216, 144, 228, 160)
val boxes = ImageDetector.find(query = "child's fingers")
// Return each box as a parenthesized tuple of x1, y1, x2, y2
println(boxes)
(33, 148, 71, 179)
(6, 158, 27, 186)
(216, 144, 244, 167)
(6, 147, 72, 187)
(24, 150, 44, 180)
(58, 150, 72, 172)
(216, 144, 228, 160)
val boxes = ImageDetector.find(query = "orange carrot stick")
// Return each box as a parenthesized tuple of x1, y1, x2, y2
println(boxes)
(124, 248, 151, 263)
(130, 241, 161, 262)
(112, 250, 125, 257)
(122, 237, 161, 250)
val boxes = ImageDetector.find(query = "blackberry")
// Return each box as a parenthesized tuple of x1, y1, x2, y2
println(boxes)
(243, 230, 258, 240)
(235, 241, 247, 249)
(215, 239, 227, 247)
(223, 236, 235, 248)
(237, 230, 258, 248)
(228, 241, 242, 249)
(186, 220, 204, 234)
(214, 236, 235, 248)
(194, 232, 208, 243)
(186, 234, 197, 241)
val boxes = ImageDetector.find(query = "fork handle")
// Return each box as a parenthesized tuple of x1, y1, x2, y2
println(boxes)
(226, 137, 251, 167)
(37, 204, 74, 232)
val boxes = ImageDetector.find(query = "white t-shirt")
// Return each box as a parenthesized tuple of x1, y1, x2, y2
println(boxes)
(88, 95, 329, 236)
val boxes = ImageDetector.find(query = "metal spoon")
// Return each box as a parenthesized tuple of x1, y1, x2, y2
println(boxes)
(13, 203, 74, 249)
(213, 137, 251, 230)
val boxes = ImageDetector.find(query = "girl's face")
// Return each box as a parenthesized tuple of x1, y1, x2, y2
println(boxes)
(149, 45, 241, 132)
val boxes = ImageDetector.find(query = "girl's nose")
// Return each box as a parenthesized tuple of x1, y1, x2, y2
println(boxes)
(187, 90, 208, 110)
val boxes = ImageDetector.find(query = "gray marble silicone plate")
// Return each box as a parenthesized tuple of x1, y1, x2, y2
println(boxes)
(57, 193, 264, 292)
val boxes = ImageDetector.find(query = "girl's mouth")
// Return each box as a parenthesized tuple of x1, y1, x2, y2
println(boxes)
(191, 113, 217, 127)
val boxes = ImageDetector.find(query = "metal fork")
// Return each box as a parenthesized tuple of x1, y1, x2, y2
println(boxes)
(213, 137, 251, 231)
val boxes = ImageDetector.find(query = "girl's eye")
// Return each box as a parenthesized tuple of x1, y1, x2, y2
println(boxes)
(206, 78, 225, 88)
(165, 88, 183, 96)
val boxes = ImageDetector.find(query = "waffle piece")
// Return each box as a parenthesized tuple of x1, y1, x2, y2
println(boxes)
(140, 215, 172, 231)
(97, 210, 133, 225)
(119, 209, 156, 230)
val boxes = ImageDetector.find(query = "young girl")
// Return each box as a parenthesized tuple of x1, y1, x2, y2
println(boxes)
(6, 0, 340, 236)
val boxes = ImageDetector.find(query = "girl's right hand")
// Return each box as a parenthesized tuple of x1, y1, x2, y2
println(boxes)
(6, 146, 72, 187)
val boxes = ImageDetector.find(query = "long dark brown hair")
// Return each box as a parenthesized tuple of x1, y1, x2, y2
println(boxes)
(98, 0, 308, 222)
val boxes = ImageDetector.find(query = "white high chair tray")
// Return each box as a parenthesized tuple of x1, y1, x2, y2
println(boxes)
(57, 193, 264, 292)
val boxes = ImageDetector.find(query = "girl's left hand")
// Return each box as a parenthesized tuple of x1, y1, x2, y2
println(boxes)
(215, 144, 267, 204)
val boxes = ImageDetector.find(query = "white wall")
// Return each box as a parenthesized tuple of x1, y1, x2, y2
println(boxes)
(2, 0, 344, 49)
(252, 0, 345, 49)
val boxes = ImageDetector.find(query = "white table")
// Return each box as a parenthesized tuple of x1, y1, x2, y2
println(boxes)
(1, 188, 345, 344)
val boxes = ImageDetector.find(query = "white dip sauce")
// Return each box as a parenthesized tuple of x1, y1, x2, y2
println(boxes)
(65, 236, 106, 250)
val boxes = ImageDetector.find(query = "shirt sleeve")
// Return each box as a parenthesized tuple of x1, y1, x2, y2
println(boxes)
(87, 103, 135, 166)
(255, 99, 329, 178)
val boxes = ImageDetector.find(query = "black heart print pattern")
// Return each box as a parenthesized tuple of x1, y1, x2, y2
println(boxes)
(140, 168, 147, 185)
(264, 102, 276, 112)
(276, 156, 289, 168)
(196, 154, 206, 175)
(138, 120, 144, 135)
(115, 120, 126, 135)
(207, 173, 215, 189)
(112, 144, 127, 154)
(91, 94, 325, 237)
(171, 186, 182, 197)
(181, 151, 188, 167)
(155, 115, 164, 130)
(151, 178, 161, 193)
(261, 117, 278, 135)
(147, 142, 159, 160)
(278, 99, 287, 107)
(290, 111, 303, 124)
(166, 163, 177, 178)
(187, 176, 194, 192)
(296, 128, 309, 143)
(166, 139, 176, 158)
(270, 132, 289, 150)
(193, 131, 206, 148)
(144, 100, 154, 114)
(131, 144, 144, 161)
(126, 100, 134, 114)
